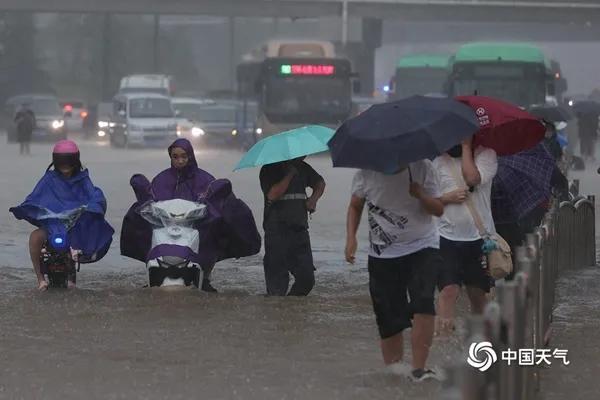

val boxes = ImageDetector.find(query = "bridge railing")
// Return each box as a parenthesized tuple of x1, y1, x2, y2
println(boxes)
(441, 192, 596, 400)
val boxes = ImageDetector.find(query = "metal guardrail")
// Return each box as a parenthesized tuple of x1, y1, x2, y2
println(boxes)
(442, 189, 596, 400)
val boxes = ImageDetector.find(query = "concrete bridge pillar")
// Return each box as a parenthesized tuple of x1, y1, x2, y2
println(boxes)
(101, 13, 111, 101)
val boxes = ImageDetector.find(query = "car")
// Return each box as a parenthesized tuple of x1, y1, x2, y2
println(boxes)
(60, 100, 88, 132)
(171, 97, 215, 142)
(83, 102, 114, 140)
(110, 93, 178, 148)
(174, 100, 240, 147)
(5, 94, 67, 143)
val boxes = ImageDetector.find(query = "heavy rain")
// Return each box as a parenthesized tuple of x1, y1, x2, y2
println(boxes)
(1, 1, 600, 399)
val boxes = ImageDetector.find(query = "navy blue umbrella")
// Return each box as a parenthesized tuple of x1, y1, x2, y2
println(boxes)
(328, 95, 479, 173)
(572, 100, 600, 115)
(528, 105, 573, 122)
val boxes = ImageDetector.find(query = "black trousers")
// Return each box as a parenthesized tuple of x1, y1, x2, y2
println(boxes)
(263, 226, 315, 296)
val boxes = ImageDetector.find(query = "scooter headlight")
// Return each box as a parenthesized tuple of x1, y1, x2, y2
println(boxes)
(49, 233, 69, 250)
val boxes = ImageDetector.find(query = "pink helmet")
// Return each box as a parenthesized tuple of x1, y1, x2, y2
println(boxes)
(53, 140, 79, 154)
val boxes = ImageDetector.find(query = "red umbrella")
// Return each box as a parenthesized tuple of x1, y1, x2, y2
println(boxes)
(456, 95, 545, 156)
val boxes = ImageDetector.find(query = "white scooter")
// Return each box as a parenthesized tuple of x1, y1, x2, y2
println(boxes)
(139, 199, 207, 288)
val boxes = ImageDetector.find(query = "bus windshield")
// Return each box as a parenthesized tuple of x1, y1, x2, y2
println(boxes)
(263, 76, 351, 123)
(394, 68, 448, 99)
(451, 64, 546, 107)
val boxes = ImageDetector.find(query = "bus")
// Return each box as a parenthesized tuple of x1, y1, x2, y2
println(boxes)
(447, 42, 551, 107)
(388, 54, 450, 100)
(236, 40, 354, 137)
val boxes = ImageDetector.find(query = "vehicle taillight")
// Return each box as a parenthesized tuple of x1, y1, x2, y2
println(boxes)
(64, 104, 73, 112)
(80, 110, 88, 118)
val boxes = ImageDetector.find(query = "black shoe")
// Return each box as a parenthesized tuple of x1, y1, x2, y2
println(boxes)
(201, 279, 218, 293)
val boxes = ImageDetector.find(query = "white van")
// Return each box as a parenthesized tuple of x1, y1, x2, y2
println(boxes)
(110, 93, 178, 148)
(119, 75, 174, 97)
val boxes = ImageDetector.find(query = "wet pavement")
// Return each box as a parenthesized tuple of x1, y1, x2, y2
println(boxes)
(1, 136, 599, 399)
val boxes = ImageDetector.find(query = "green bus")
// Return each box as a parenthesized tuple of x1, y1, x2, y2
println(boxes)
(447, 42, 551, 107)
(389, 54, 450, 100)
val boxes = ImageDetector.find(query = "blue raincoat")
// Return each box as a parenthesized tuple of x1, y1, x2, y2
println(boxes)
(9, 169, 114, 263)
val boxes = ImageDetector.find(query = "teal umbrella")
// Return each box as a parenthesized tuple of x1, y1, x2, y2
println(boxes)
(234, 125, 334, 170)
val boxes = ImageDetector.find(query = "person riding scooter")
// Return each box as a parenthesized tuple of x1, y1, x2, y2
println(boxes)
(120, 138, 261, 291)
(9, 140, 114, 290)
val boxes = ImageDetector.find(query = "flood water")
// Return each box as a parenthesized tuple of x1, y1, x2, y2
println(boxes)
(1, 136, 598, 399)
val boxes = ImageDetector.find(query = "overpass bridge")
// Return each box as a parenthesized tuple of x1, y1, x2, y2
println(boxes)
(4, 0, 600, 101)
(2, 0, 600, 23)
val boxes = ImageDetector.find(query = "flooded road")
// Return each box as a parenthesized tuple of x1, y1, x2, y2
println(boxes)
(0, 138, 459, 399)
(2, 137, 599, 399)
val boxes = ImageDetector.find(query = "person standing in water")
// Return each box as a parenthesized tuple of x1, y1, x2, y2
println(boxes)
(345, 160, 444, 382)
(15, 103, 35, 155)
(259, 157, 325, 296)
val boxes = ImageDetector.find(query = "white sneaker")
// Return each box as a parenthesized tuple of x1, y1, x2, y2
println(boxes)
(409, 368, 446, 382)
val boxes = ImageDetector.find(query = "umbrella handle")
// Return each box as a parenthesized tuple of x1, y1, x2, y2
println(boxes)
(408, 166, 413, 183)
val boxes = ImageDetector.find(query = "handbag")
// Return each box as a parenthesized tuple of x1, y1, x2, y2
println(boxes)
(444, 156, 513, 280)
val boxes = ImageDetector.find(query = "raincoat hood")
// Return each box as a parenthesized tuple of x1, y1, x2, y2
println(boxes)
(152, 139, 215, 202)
(168, 138, 197, 176)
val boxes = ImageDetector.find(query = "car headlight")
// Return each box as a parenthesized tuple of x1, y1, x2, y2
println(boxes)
(109, 122, 116, 128)
(255, 128, 263, 135)
(98, 130, 106, 137)
(52, 120, 64, 130)
(98, 121, 109, 128)
(191, 127, 205, 137)
(231, 129, 238, 136)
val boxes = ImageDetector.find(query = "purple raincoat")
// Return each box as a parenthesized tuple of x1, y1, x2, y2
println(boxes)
(130, 138, 215, 203)
(120, 139, 261, 266)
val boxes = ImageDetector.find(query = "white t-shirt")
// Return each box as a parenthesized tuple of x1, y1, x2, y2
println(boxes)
(433, 147, 498, 241)
(351, 160, 442, 258)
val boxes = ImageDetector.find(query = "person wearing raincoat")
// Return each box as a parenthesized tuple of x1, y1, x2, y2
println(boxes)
(9, 140, 114, 290)
(120, 138, 261, 291)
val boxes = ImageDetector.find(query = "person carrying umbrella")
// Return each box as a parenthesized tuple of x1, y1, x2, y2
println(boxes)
(236, 126, 330, 296)
(453, 96, 548, 286)
(433, 136, 497, 335)
(259, 157, 325, 296)
(491, 142, 569, 280)
(333, 96, 480, 382)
